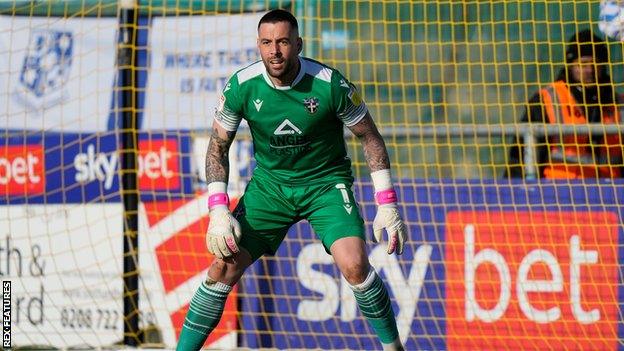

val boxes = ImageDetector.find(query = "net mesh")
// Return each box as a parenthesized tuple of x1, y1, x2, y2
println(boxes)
(1, 0, 622, 350)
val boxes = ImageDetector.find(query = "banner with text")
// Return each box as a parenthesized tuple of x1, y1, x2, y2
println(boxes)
(2, 195, 240, 349)
(240, 181, 624, 351)
(0, 131, 193, 204)
(143, 13, 262, 130)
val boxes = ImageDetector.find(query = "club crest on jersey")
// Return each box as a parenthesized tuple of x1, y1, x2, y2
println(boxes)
(303, 97, 319, 114)
(15, 29, 74, 110)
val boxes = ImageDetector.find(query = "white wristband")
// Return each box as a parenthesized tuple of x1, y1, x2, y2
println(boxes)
(207, 181, 227, 195)
(370, 169, 393, 192)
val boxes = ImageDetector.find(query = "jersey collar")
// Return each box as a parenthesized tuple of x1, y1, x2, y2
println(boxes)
(262, 56, 305, 90)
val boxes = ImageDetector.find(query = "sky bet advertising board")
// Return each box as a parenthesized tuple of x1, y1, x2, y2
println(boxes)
(0, 132, 192, 204)
(240, 181, 624, 351)
(1, 173, 622, 349)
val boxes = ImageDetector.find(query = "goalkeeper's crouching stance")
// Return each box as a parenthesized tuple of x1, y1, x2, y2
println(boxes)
(176, 9, 407, 351)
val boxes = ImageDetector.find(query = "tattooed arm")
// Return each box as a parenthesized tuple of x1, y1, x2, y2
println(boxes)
(206, 120, 237, 184)
(347, 112, 391, 172)
(348, 111, 405, 255)
(205, 120, 241, 259)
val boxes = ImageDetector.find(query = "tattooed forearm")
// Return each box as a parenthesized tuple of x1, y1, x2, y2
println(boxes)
(205, 128, 236, 183)
(362, 134, 390, 171)
(348, 114, 391, 172)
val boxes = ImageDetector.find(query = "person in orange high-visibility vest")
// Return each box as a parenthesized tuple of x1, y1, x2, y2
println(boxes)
(505, 29, 623, 179)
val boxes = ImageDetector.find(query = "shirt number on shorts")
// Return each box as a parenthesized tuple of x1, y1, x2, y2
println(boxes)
(335, 183, 353, 214)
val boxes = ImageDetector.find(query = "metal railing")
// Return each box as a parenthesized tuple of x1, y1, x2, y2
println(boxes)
(372, 123, 624, 179)
(234, 123, 624, 179)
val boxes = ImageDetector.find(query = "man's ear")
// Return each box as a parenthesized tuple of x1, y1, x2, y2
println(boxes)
(297, 37, 303, 53)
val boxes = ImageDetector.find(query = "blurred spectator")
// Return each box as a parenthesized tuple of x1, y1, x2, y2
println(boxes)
(505, 29, 623, 179)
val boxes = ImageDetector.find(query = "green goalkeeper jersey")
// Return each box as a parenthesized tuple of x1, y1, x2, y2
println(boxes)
(215, 57, 368, 184)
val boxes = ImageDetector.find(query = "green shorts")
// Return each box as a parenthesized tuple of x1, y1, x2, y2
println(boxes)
(233, 174, 365, 262)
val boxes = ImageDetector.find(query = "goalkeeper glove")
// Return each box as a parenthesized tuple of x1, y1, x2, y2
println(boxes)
(371, 170, 407, 255)
(206, 182, 242, 259)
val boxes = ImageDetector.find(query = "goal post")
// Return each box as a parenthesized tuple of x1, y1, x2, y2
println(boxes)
(1, 0, 623, 350)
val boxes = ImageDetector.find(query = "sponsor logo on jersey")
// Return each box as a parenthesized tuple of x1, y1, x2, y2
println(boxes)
(270, 119, 311, 155)
(253, 99, 263, 112)
(445, 211, 619, 350)
(273, 119, 302, 135)
(0, 144, 45, 195)
(303, 97, 319, 114)
(15, 29, 73, 110)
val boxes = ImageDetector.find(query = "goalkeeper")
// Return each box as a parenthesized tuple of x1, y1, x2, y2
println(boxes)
(177, 9, 407, 351)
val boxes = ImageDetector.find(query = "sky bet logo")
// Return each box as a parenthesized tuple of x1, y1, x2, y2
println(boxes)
(0, 144, 45, 195)
(444, 211, 619, 351)
(74, 138, 180, 191)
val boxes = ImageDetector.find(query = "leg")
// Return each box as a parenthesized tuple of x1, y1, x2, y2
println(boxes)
(331, 237, 403, 351)
(178, 176, 295, 350)
(302, 181, 401, 349)
(176, 248, 253, 351)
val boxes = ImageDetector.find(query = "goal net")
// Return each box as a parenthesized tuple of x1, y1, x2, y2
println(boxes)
(1, 1, 622, 350)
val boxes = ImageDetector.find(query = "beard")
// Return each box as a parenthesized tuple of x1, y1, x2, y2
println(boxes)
(264, 56, 298, 84)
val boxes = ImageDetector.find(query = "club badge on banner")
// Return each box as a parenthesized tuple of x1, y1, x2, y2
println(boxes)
(0, 16, 117, 131)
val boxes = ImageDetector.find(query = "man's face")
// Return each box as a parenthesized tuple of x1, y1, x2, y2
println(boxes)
(257, 21, 302, 85)
(570, 56, 598, 85)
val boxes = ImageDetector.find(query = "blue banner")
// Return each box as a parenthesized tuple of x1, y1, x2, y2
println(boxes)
(240, 180, 624, 351)
(0, 130, 193, 204)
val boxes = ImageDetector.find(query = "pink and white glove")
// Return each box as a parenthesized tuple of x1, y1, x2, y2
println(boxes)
(206, 182, 242, 259)
(371, 170, 406, 255)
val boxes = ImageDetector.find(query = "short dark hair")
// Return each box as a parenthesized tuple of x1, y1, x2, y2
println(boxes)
(258, 9, 298, 31)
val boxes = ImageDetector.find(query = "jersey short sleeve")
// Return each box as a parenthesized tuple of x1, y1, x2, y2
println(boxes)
(331, 71, 368, 127)
(214, 75, 244, 132)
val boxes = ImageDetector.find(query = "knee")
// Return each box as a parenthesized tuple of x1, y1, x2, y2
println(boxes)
(207, 259, 228, 282)
(340, 261, 370, 286)
(210, 258, 228, 274)
(207, 255, 248, 285)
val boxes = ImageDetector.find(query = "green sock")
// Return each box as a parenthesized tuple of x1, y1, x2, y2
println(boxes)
(350, 269, 400, 344)
(176, 280, 232, 351)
